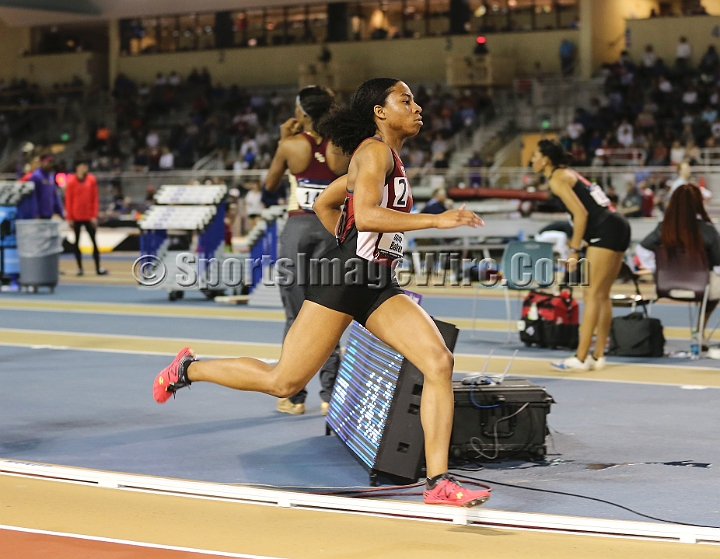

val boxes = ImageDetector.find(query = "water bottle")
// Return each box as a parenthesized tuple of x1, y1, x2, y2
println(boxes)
(690, 330, 700, 360)
(528, 302, 539, 321)
(517, 229, 525, 241)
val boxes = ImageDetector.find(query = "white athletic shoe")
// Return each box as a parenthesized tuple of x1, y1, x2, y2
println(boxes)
(550, 355, 589, 371)
(586, 356, 606, 371)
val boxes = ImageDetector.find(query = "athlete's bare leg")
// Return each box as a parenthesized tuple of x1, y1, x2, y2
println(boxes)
(578, 247, 624, 361)
(187, 301, 352, 397)
(365, 295, 454, 479)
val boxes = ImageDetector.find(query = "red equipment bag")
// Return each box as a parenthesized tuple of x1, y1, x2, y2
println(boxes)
(518, 290, 579, 349)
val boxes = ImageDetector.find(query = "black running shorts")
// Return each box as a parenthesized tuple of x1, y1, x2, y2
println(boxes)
(304, 246, 405, 326)
(586, 212, 631, 252)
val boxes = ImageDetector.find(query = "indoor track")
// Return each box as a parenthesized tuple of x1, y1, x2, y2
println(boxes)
(1, 254, 719, 557)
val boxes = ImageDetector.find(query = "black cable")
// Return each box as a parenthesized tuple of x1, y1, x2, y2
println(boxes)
(247, 469, 718, 528)
(451, 473, 720, 529)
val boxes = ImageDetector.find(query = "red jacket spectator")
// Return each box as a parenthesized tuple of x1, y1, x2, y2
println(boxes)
(65, 172, 99, 222)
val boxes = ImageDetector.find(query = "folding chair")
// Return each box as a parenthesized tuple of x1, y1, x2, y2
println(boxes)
(654, 248, 711, 346)
(611, 262, 653, 314)
(472, 240, 555, 342)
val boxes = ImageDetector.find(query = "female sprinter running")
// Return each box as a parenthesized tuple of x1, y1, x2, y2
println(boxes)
(531, 139, 631, 371)
(264, 86, 350, 416)
(153, 78, 490, 507)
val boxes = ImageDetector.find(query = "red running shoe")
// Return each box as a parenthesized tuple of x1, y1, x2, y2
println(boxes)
(423, 474, 491, 507)
(153, 347, 196, 404)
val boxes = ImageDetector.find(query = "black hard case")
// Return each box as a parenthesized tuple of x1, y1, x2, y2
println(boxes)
(450, 378, 554, 461)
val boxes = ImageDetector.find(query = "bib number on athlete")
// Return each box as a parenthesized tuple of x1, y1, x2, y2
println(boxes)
(377, 232, 405, 260)
(393, 177, 410, 208)
(588, 183, 611, 207)
(296, 185, 325, 210)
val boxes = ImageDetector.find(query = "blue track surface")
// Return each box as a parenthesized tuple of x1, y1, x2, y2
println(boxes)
(2, 284, 720, 528)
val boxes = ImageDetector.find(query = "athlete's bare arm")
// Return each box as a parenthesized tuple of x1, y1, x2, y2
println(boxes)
(351, 140, 483, 233)
(264, 141, 291, 193)
(314, 175, 348, 235)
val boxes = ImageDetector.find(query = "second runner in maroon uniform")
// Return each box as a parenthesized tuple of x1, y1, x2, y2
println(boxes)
(264, 86, 350, 415)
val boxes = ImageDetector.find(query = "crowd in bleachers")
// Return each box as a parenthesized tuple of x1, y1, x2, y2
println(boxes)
(73, 71, 494, 176)
(560, 39, 720, 169)
(550, 38, 720, 218)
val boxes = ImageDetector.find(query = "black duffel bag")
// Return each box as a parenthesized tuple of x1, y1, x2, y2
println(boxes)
(608, 311, 665, 357)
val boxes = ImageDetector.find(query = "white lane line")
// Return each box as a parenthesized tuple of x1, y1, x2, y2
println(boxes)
(1, 464, 717, 546)
(0, 305, 286, 323)
(0, 328, 281, 348)
(0, 524, 287, 558)
(0, 343, 276, 363)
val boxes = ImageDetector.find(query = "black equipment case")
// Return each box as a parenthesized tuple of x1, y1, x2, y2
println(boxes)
(451, 378, 554, 461)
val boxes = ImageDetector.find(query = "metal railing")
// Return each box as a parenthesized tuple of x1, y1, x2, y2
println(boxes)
(699, 148, 720, 166)
(595, 148, 647, 166)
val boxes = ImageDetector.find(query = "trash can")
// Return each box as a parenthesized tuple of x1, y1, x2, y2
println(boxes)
(16, 219, 62, 293)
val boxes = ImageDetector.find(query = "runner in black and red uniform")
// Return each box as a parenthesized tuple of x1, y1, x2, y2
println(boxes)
(152, 79, 491, 507)
(301, 137, 412, 323)
(264, 86, 349, 416)
(531, 139, 631, 372)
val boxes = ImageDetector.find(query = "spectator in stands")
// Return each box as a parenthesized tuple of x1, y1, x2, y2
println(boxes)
(658, 75, 673, 94)
(244, 180, 263, 230)
(566, 118, 585, 142)
(256, 146, 272, 169)
(559, 39, 575, 76)
(670, 141, 686, 165)
(640, 184, 720, 335)
(635, 105, 656, 132)
(133, 148, 149, 171)
(648, 140, 669, 166)
(699, 45, 720, 80)
(19, 155, 64, 220)
(430, 133, 448, 164)
(65, 161, 107, 276)
(240, 134, 259, 158)
(669, 160, 712, 200)
(141, 186, 155, 213)
(20, 155, 40, 181)
(422, 188, 450, 214)
(103, 183, 130, 221)
(168, 71, 181, 87)
(642, 45, 657, 72)
(686, 140, 701, 164)
(682, 86, 698, 107)
(569, 141, 587, 165)
(159, 146, 174, 170)
(676, 37, 691, 73)
(616, 119, 634, 147)
(146, 129, 160, 149)
(639, 181, 655, 217)
(606, 184, 619, 206)
(702, 104, 718, 124)
(619, 181, 642, 217)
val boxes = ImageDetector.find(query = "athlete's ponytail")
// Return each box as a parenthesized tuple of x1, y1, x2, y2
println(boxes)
(538, 139, 573, 167)
(296, 86, 335, 130)
(317, 77, 400, 155)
